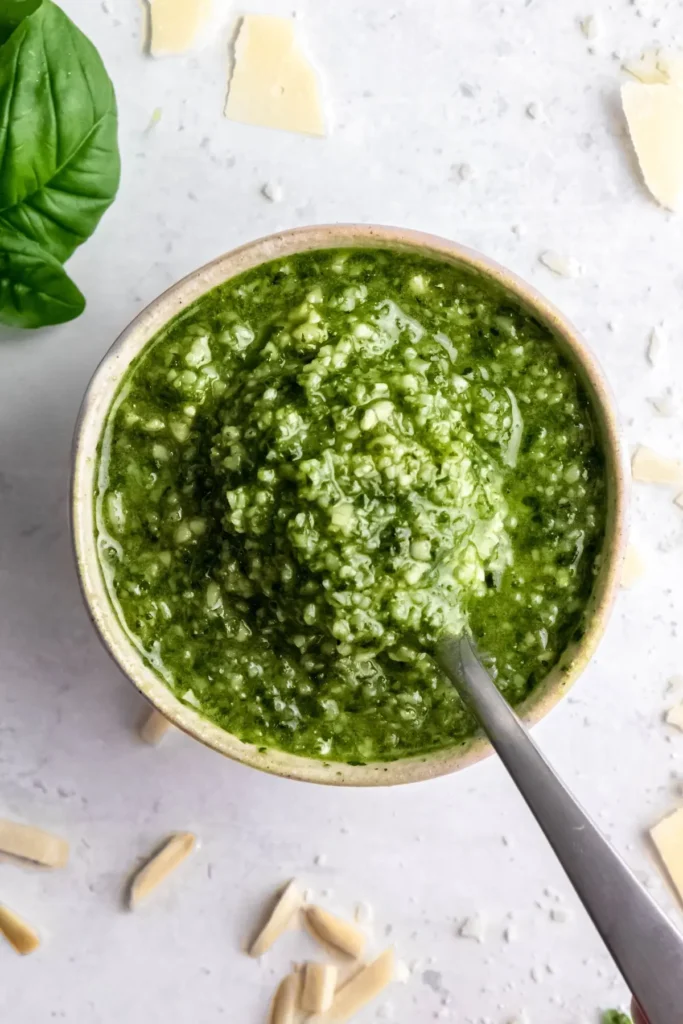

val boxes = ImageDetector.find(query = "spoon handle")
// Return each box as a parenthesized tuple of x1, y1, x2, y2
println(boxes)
(437, 636, 683, 1024)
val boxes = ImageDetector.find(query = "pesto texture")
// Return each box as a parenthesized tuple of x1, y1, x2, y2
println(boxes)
(95, 248, 606, 762)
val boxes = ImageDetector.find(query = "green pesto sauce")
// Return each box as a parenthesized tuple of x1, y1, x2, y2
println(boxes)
(95, 248, 606, 763)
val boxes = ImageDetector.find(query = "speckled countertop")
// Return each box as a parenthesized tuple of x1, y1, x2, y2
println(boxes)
(2, 0, 683, 1021)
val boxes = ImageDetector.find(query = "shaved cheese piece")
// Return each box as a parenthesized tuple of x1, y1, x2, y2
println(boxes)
(225, 15, 325, 136)
(301, 962, 338, 1013)
(666, 702, 683, 731)
(0, 905, 40, 955)
(310, 948, 395, 1023)
(624, 49, 683, 85)
(269, 972, 300, 1024)
(650, 390, 676, 417)
(651, 807, 683, 905)
(620, 545, 646, 589)
(249, 880, 303, 957)
(647, 326, 667, 367)
(306, 906, 366, 959)
(632, 445, 683, 485)
(538, 251, 582, 277)
(660, 53, 683, 85)
(621, 82, 683, 211)
(579, 15, 600, 40)
(0, 819, 68, 868)
(147, 0, 210, 56)
(128, 832, 196, 908)
(623, 50, 670, 84)
(139, 707, 173, 745)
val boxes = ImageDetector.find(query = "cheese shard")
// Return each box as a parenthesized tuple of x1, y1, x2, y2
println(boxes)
(651, 807, 683, 905)
(225, 15, 326, 136)
(620, 545, 646, 589)
(623, 50, 670, 85)
(631, 445, 683, 485)
(148, 0, 210, 57)
(666, 702, 683, 731)
(623, 49, 683, 86)
(621, 82, 683, 211)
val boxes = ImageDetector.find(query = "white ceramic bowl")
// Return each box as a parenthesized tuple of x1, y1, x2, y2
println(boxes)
(71, 225, 628, 786)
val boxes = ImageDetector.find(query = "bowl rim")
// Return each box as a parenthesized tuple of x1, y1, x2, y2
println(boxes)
(71, 223, 629, 787)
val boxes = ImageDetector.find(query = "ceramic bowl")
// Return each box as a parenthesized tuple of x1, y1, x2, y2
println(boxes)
(71, 224, 628, 786)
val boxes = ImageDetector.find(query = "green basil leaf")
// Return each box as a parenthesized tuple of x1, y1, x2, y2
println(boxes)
(0, 0, 42, 45)
(0, 0, 120, 263)
(0, 231, 85, 329)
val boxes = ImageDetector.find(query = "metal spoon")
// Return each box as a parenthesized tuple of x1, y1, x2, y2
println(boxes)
(436, 635, 683, 1024)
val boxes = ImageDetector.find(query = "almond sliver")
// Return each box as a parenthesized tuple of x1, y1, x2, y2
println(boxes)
(0, 905, 40, 955)
(249, 880, 303, 957)
(0, 819, 69, 868)
(306, 906, 366, 959)
(310, 948, 395, 1023)
(139, 707, 173, 745)
(269, 971, 300, 1024)
(301, 962, 338, 1013)
(128, 832, 196, 908)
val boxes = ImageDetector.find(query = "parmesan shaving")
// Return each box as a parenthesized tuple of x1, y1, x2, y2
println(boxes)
(666, 702, 683, 731)
(647, 326, 667, 367)
(651, 807, 683, 906)
(621, 82, 683, 211)
(0, 905, 40, 955)
(310, 948, 395, 1023)
(538, 251, 582, 278)
(128, 832, 196, 908)
(249, 880, 303, 957)
(620, 545, 646, 589)
(623, 49, 670, 84)
(225, 15, 326, 136)
(632, 445, 683, 485)
(624, 49, 683, 85)
(147, 0, 210, 57)
(0, 819, 69, 868)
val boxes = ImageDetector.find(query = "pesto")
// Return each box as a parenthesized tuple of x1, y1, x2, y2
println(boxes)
(95, 248, 606, 763)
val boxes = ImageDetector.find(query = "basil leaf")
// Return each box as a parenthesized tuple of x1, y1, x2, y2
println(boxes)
(0, 232, 85, 329)
(0, 0, 42, 45)
(0, 0, 120, 263)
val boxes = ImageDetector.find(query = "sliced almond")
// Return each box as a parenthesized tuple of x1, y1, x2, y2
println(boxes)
(301, 962, 338, 1013)
(269, 971, 300, 1024)
(249, 880, 303, 957)
(306, 906, 366, 959)
(0, 819, 69, 868)
(620, 545, 646, 589)
(127, 831, 196, 908)
(632, 445, 683, 485)
(139, 707, 173, 745)
(0, 905, 40, 955)
(310, 948, 395, 1023)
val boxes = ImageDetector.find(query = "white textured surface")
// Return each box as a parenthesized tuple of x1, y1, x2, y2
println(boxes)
(2, 0, 683, 1020)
